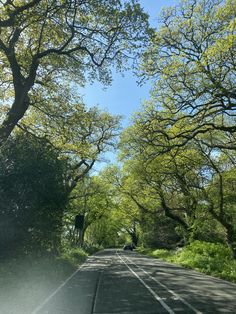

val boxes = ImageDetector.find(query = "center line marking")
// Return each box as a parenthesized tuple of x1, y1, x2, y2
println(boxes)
(117, 251, 175, 314)
(122, 254, 202, 314)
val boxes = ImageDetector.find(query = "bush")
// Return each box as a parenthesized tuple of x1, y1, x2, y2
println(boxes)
(59, 248, 88, 267)
(137, 247, 175, 259)
(171, 241, 236, 281)
(151, 249, 175, 260)
(82, 243, 102, 255)
(0, 134, 68, 254)
(139, 241, 236, 282)
(173, 241, 232, 269)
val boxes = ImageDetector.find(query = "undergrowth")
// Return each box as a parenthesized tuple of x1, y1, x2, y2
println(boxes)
(137, 241, 236, 283)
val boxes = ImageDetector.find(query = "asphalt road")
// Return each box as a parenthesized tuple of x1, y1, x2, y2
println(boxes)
(32, 249, 236, 314)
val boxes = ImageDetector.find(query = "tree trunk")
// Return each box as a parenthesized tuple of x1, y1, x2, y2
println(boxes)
(79, 228, 85, 247)
(208, 204, 236, 259)
(0, 96, 30, 145)
(160, 199, 189, 231)
(225, 225, 236, 259)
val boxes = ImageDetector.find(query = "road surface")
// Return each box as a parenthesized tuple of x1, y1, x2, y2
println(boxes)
(32, 249, 236, 314)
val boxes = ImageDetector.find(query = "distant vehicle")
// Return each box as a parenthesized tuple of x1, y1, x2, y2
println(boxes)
(123, 244, 135, 251)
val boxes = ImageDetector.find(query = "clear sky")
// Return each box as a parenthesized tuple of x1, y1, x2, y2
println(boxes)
(80, 0, 177, 128)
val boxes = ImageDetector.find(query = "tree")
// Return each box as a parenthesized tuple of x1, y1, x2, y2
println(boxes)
(102, 164, 181, 248)
(0, 0, 151, 144)
(120, 116, 236, 255)
(194, 140, 236, 257)
(120, 140, 198, 243)
(63, 174, 116, 247)
(0, 132, 68, 254)
(19, 95, 121, 192)
(139, 0, 236, 151)
(101, 165, 144, 246)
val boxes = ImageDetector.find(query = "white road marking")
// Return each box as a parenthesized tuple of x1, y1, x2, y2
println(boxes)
(117, 252, 175, 314)
(122, 253, 203, 314)
(91, 270, 103, 314)
(31, 250, 203, 314)
(31, 263, 85, 314)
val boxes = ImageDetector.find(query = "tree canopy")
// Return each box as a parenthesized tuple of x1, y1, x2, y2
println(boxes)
(1, 0, 236, 264)
(0, 133, 68, 253)
(139, 0, 236, 151)
(0, 0, 151, 144)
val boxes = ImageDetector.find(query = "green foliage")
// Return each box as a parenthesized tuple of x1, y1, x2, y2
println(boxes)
(140, 0, 236, 147)
(0, 133, 68, 253)
(59, 248, 88, 267)
(174, 241, 231, 264)
(190, 213, 226, 244)
(136, 247, 175, 259)
(140, 241, 236, 282)
(63, 174, 119, 248)
(150, 249, 176, 260)
(1, 1, 236, 283)
(21, 99, 122, 198)
(119, 85, 236, 256)
(172, 241, 236, 281)
(0, 0, 151, 143)
(21, 100, 121, 164)
(139, 214, 181, 249)
(136, 246, 152, 254)
(82, 243, 102, 255)
(86, 217, 120, 248)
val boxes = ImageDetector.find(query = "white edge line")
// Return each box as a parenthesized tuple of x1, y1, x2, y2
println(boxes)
(91, 269, 103, 313)
(123, 254, 203, 314)
(31, 263, 86, 314)
(141, 254, 236, 287)
(116, 251, 175, 314)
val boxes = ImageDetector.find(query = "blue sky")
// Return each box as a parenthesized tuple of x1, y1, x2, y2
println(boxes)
(80, 0, 177, 169)
(80, 0, 177, 128)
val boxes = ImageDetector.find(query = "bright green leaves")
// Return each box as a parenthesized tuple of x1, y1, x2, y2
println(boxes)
(20, 92, 121, 163)
(139, 0, 236, 150)
(0, 0, 151, 143)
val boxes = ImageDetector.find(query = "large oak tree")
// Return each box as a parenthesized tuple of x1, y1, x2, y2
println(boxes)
(0, 0, 150, 144)
(140, 0, 236, 151)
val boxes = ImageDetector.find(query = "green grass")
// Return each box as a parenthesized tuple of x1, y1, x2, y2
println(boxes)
(137, 241, 236, 283)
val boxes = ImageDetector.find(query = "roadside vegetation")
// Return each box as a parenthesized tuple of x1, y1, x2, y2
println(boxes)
(137, 241, 236, 283)
(0, 246, 97, 314)
(0, 0, 236, 312)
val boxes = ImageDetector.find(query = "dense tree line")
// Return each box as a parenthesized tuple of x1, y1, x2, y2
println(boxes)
(68, 0, 236, 259)
(0, 134, 68, 253)
(0, 0, 151, 255)
(0, 0, 235, 262)
(111, 0, 236, 258)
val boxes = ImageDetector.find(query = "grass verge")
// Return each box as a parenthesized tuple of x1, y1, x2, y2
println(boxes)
(0, 246, 100, 314)
(137, 241, 236, 283)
